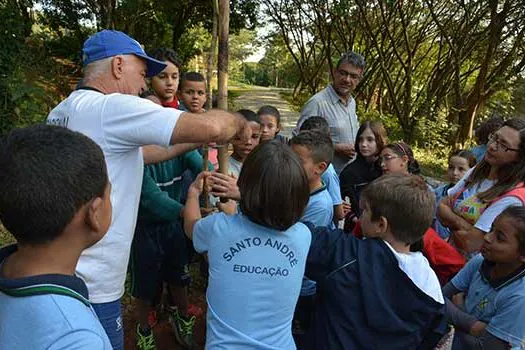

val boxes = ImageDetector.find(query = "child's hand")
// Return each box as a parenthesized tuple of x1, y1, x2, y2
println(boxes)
(189, 171, 212, 196)
(342, 202, 352, 216)
(452, 292, 465, 308)
(200, 207, 218, 217)
(208, 172, 241, 201)
(218, 199, 237, 215)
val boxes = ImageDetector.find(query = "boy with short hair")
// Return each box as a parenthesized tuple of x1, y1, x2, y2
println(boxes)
(305, 174, 445, 349)
(290, 130, 335, 337)
(299, 116, 346, 222)
(228, 109, 262, 178)
(178, 72, 207, 114)
(149, 48, 182, 108)
(0, 125, 112, 349)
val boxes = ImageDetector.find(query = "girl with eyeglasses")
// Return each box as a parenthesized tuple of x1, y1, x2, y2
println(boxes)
(437, 118, 525, 258)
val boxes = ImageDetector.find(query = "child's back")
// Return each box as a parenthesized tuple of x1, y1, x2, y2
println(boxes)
(184, 140, 311, 349)
(304, 174, 446, 349)
(195, 212, 310, 348)
(0, 259, 109, 348)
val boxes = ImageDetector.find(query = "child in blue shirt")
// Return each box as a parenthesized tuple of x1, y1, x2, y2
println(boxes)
(0, 125, 112, 349)
(290, 129, 335, 339)
(183, 140, 311, 349)
(443, 206, 525, 349)
(299, 116, 347, 222)
(433, 150, 476, 239)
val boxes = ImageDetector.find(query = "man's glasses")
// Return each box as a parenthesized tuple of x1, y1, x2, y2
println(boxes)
(488, 133, 520, 152)
(337, 69, 362, 81)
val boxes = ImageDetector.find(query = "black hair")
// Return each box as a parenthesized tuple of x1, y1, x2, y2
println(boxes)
(179, 71, 206, 90)
(361, 173, 435, 245)
(299, 116, 330, 136)
(385, 142, 420, 175)
(0, 125, 108, 245)
(237, 109, 261, 125)
(450, 149, 477, 168)
(257, 106, 281, 125)
(336, 51, 366, 71)
(475, 116, 504, 144)
(148, 48, 181, 69)
(290, 130, 334, 165)
(498, 206, 525, 255)
(238, 140, 309, 230)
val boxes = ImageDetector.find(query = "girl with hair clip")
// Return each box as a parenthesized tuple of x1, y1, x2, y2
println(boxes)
(377, 141, 466, 285)
(438, 118, 525, 258)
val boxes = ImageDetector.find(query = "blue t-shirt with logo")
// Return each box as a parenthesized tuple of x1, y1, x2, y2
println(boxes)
(0, 246, 112, 350)
(300, 186, 334, 296)
(321, 164, 343, 206)
(451, 254, 525, 349)
(193, 212, 311, 349)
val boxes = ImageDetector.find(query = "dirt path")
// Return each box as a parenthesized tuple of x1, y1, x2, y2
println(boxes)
(233, 87, 300, 137)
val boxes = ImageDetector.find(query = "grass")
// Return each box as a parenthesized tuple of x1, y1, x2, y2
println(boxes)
(413, 146, 448, 181)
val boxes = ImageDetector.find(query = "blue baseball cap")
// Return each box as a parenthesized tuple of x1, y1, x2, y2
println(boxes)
(82, 30, 167, 77)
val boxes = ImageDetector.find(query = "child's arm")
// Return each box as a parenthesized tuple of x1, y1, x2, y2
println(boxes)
(143, 144, 201, 164)
(140, 171, 184, 220)
(442, 282, 487, 335)
(436, 196, 471, 232)
(183, 172, 210, 240)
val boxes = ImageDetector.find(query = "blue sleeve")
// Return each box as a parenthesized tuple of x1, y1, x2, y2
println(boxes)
(302, 204, 333, 227)
(305, 226, 350, 282)
(193, 213, 221, 253)
(322, 168, 343, 205)
(485, 293, 525, 347)
(451, 254, 484, 292)
(48, 330, 109, 349)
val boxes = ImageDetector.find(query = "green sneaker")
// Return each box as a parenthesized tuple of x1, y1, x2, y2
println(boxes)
(136, 324, 156, 350)
(169, 307, 196, 349)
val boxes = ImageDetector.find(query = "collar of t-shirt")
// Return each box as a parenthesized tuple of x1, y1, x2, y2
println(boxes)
(480, 259, 525, 290)
(163, 98, 179, 109)
(310, 182, 328, 196)
(0, 244, 90, 306)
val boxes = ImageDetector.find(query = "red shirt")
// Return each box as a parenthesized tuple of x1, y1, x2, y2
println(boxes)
(162, 99, 179, 109)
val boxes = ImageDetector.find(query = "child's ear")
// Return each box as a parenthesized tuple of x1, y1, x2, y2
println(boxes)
(317, 161, 328, 175)
(377, 216, 389, 234)
(85, 197, 107, 240)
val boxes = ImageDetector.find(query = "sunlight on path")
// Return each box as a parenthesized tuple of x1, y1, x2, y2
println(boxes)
(233, 88, 299, 137)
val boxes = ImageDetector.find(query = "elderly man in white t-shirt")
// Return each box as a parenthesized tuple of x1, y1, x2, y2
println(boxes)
(47, 30, 246, 349)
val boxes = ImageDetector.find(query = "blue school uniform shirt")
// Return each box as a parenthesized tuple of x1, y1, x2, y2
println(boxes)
(451, 254, 525, 349)
(321, 164, 343, 206)
(301, 185, 334, 296)
(0, 245, 112, 350)
(193, 212, 311, 349)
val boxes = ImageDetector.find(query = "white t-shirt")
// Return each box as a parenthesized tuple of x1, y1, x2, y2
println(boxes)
(447, 168, 523, 233)
(47, 89, 181, 303)
(383, 241, 444, 304)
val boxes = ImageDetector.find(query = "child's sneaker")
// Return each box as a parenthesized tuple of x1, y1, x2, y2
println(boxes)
(169, 307, 196, 349)
(136, 324, 156, 350)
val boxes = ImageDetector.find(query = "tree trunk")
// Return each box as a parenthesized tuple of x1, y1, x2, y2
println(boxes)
(217, 0, 230, 184)
(206, 0, 219, 110)
(217, 0, 229, 110)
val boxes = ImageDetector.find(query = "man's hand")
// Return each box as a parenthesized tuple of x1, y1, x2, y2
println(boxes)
(208, 172, 241, 201)
(452, 292, 465, 308)
(335, 143, 356, 158)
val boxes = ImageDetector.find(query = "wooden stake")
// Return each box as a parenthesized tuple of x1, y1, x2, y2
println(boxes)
(202, 145, 210, 209)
